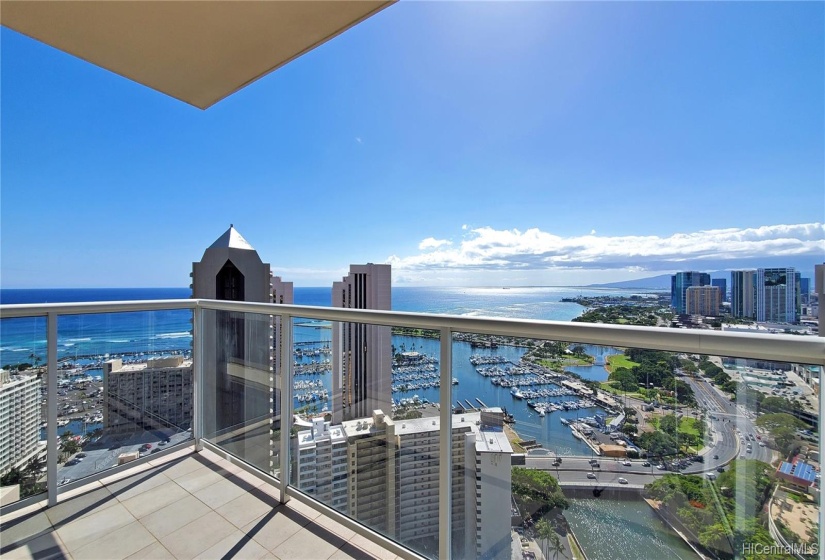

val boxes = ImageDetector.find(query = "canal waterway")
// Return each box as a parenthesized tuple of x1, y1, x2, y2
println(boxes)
(565, 497, 698, 560)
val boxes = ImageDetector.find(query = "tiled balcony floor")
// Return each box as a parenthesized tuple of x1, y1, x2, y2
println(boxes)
(0, 448, 401, 560)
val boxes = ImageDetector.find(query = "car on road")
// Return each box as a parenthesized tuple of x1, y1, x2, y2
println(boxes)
(588, 458, 598, 465)
(76, 453, 87, 458)
(713, 454, 719, 460)
(758, 442, 765, 447)
(716, 466, 725, 473)
(622, 460, 632, 467)
(552, 460, 560, 466)
(618, 477, 628, 484)
(65, 459, 80, 466)
(642, 462, 651, 467)
(657, 464, 666, 470)
(587, 472, 597, 479)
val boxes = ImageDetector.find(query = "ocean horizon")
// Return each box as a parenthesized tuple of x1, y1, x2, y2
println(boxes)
(0, 285, 662, 369)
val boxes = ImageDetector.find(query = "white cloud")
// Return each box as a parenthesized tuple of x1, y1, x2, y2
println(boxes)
(590, 229, 597, 235)
(355, 137, 362, 144)
(461, 224, 468, 230)
(418, 237, 453, 251)
(389, 223, 825, 274)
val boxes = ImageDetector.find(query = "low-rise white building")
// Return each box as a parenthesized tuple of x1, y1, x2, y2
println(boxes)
(0, 369, 42, 474)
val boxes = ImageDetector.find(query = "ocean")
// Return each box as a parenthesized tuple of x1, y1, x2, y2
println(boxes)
(0, 286, 656, 369)
(0, 286, 697, 558)
(0, 286, 658, 368)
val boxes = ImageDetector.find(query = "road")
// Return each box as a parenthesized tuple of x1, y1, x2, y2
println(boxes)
(526, 373, 775, 483)
(684, 375, 774, 466)
(56, 430, 192, 485)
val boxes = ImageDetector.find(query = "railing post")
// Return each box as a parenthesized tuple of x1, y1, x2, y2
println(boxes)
(438, 326, 452, 560)
(46, 312, 58, 507)
(193, 304, 204, 451)
(816, 264, 824, 339)
(816, 264, 824, 557)
(278, 313, 293, 504)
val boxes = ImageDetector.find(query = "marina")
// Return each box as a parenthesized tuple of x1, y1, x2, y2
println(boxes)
(2, 286, 698, 560)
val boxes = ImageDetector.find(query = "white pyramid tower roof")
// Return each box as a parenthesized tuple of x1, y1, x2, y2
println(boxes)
(208, 224, 255, 251)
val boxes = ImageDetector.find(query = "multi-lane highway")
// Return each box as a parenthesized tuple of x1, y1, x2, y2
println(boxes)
(526, 373, 776, 485)
(684, 374, 774, 466)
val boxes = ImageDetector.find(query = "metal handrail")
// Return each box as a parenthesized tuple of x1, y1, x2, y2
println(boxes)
(2, 298, 823, 364)
(2, 297, 824, 559)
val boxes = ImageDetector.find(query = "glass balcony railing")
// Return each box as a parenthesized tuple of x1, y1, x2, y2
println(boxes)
(1, 298, 822, 560)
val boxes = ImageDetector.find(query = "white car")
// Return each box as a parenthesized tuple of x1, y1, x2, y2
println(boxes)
(618, 477, 628, 484)
(587, 472, 597, 479)
(622, 460, 632, 467)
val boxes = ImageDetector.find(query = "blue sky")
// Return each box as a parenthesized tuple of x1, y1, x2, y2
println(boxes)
(2, 1, 823, 288)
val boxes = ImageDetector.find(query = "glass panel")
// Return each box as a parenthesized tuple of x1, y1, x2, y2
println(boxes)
(201, 309, 279, 476)
(446, 330, 822, 560)
(0, 316, 47, 505)
(290, 318, 439, 558)
(55, 310, 193, 485)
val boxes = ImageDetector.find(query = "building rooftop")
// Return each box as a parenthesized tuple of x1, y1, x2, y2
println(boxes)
(208, 225, 256, 251)
(0, 447, 400, 560)
(394, 412, 479, 436)
(778, 460, 818, 485)
(475, 430, 512, 454)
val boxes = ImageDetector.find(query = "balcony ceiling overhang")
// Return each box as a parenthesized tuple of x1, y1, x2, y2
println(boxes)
(0, 0, 394, 109)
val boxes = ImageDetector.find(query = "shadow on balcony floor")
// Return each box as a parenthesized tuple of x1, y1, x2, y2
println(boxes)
(0, 448, 402, 560)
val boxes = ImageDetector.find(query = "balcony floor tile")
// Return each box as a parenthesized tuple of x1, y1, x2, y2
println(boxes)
(45, 486, 117, 527)
(192, 476, 247, 510)
(72, 520, 156, 560)
(215, 490, 278, 530)
(159, 511, 237, 559)
(139, 494, 211, 540)
(1, 450, 399, 560)
(243, 507, 312, 551)
(193, 529, 270, 560)
(56, 502, 137, 552)
(124, 541, 176, 560)
(270, 523, 348, 560)
(0, 510, 53, 550)
(0, 527, 69, 560)
(120, 480, 189, 519)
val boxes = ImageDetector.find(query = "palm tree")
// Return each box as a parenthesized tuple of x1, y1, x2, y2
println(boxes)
(536, 519, 566, 560)
(546, 531, 566, 560)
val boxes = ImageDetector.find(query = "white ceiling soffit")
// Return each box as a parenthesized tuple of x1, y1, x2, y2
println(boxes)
(1, 0, 394, 109)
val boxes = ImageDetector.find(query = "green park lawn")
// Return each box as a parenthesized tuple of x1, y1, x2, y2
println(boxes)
(605, 354, 640, 373)
(599, 381, 645, 401)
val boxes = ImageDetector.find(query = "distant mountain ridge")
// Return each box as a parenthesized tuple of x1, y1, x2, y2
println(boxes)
(590, 266, 818, 290)
(587, 275, 673, 289)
